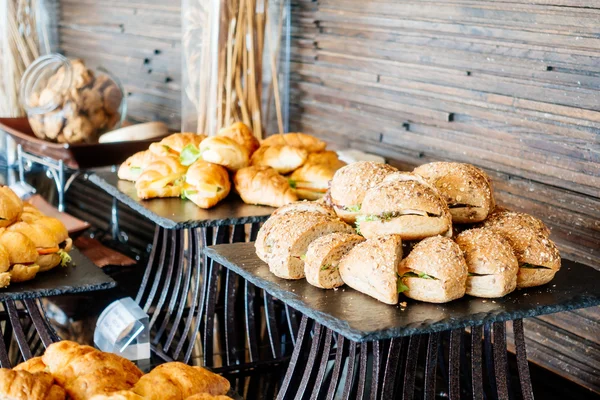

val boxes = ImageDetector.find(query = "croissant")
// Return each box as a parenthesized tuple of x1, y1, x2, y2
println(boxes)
(199, 136, 249, 171)
(0, 369, 66, 400)
(250, 145, 308, 174)
(0, 186, 23, 227)
(42, 341, 143, 400)
(89, 391, 144, 400)
(185, 395, 233, 400)
(184, 161, 231, 209)
(234, 166, 297, 208)
(306, 151, 346, 170)
(217, 122, 260, 155)
(20, 202, 45, 223)
(14, 356, 47, 373)
(118, 150, 159, 182)
(135, 156, 187, 199)
(149, 133, 207, 156)
(261, 133, 326, 153)
(0, 231, 40, 283)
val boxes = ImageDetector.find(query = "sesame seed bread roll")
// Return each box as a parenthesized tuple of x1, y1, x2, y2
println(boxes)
(304, 233, 365, 289)
(338, 235, 403, 305)
(413, 162, 495, 223)
(329, 161, 398, 223)
(481, 210, 560, 288)
(455, 228, 518, 298)
(271, 201, 336, 218)
(398, 236, 467, 303)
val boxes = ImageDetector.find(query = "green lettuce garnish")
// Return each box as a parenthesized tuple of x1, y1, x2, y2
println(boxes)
(181, 189, 198, 200)
(288, 179, 297, 189)
(347, 204, 361, 213)
(180, 144, 202, 166)
(401, 271, 435, 280)
(300, 254, 306, 261)
(58, 250, 72, 267)
(397, 279, 409, 293)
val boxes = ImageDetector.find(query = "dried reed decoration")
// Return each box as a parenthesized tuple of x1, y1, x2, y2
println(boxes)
(183, 0, 285, 139)
(0, 0, 49, 117)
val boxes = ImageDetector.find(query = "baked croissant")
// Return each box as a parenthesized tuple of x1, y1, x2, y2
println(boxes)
(0, 231, 40, 282)
(183, 161, 231, 209)
(306, 151, 346, 170)
(19, 202, 45, 222)
(199, 136, 249, 171)
(261, 133, 326, 153)
(217, 122, 260, 155)
(42, 341, 143, 400)
(0, 186, 23, 227)
(0, 243, 10, 287)
(14, 356, 47, 373)
(0, 369, 66, 400)
(185, 394, 233, 400)
(234, 166, 297, 208)
(118, 150, 159, 182)
(149, 133, 207, 156)
(250, 145, 308, 174)
(135, 156, 187, 199)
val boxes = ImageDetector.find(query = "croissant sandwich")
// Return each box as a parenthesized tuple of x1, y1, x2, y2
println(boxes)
(135, 156, 187, 200)
(149, 133, 207, 157)
(196, 136, 249, 171)
(250, 145, 308, 174)
(414, 162, 495, 223)
(261, 133, 327, 153)
(0, 186, 23, 228)
(217, 121, 260, 155)
(0, 369, 66, 400)
(118, 150, 159, 182)
(398, 236, 467, 303)
(455, 228, 518, 298)
(0, 231, 40, 283)
(183, 161, 231, 209)
(328, 161, 398, 223)
(234, 166, 297, 208)
(357, 173, 452, 240)
(288, 161, 339, 201)
(305, 151, 346, 170)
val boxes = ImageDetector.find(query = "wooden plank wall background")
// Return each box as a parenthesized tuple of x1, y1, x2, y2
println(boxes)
(56, 0, 599, 393)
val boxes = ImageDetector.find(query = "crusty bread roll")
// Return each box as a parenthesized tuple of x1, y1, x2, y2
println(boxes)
(199, 136, 249, 171)
(414, 162, 495, 223)
(0, 369, 66, 400)
(135, 156, 187, 199)
(250, 145, 308, 174)
(255, 211, 354, 279)
(455, 228, 518, 298)
(149, 132, 207, 156)
(184, 161, 231, 209)
(234, 166, 297, 208)
(339, 235, 403, 304)
(217, 122, 260, 155)
(271, 201, 336, 218)
(481, 210, 560, 288)
(358, 173, 452, 240)
(0, 186, 23, 227)
(304, 232, 364, 289)
(118, 150, 159, 182)
(328, 161, 398, 223)
(289, 161, 339, 201)
(261, 133, 327, 153)
(398, 236, 467, 303)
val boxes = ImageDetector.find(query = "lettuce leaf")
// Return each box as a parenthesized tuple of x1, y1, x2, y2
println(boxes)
(58, 250, 72, 267)
(180, 144, 202, 166)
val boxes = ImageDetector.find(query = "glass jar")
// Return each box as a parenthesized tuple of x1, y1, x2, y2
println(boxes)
(19, 53, 127, 144)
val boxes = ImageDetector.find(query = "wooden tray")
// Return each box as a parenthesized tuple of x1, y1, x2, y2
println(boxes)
(0, 117, 164, 170)
(205, 242, 600, 342)
(89, 168, 275, 229)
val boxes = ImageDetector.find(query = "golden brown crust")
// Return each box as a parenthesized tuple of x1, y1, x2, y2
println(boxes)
(218, 122, 260, 155)
(0, 369, 66, 400)
(0, 244, 10, 273)
(31, 217, 70, 245)
(185, 394, 233, 400)
(261, 133, 327, 153)
(184, 161, 231, 209)
(10, 263, 40, 282)
(250, 145, 308, 174)
(306, 151, 346, 170)
(149, 133, 207, 156)
(14, 357, 47, 373)
(8, 221, 57, 249)
(234, 166, 297, 208)
(271, 201, 336, 218)
(118, 150, 159, 182)
(200, 136, 250, 171)
(135, 156, 187, 199)
(0, 231, 38, 264)
(0, 186, 23, 227)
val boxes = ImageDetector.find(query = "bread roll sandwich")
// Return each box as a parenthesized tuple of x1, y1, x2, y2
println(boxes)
(338, 235, 403, 304)
(357, 173, 452, 240)
(455, 228, 518, 298)
(135, 156, 187, 200)
(398, 236, 467, 303)
(250, 145, 308, 174)
(255, 211, 353, 279)
(0, 231, 40, 282)
(271, 200, 336, 218)
(288, 161, 338, 201)
(118, 150, 159, 182)
(261, 133, 326, 153)
(304, 232, 364, 289)
(0, 186, 23, 228)
(481, 210, 560, 288)
(234, 166, 297, 208)
(328, 161, 398, 223)
(198, 136, 249, 171)
(183, 161, 231, 209)
(218, 121, 260, 155)
(149, 132, 207, 157)
(414, 162, 495, 223)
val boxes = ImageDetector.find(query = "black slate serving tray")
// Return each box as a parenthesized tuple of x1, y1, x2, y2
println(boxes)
(0, 248, 116, 301)
(88, 168, 275, 229)
(205, 242, 600, 342)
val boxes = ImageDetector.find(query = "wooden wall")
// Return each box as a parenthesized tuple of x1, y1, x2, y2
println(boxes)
(288, 0, 600, 392)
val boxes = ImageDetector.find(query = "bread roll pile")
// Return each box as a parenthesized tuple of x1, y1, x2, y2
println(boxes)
(256, 161, 561, 304)
(0, 186, 73, 288)
(0, 341, 231, 400)
(118, 123, 346, 209)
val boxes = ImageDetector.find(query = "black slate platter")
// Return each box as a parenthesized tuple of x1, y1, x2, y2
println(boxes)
(88, 168, 275, 229)
(205, 242, 600, 342)
(0, 248, 116, 301)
